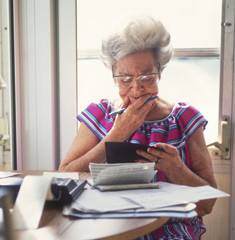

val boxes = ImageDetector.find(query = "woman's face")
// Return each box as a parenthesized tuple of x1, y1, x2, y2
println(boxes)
(113, 50, 160, 104)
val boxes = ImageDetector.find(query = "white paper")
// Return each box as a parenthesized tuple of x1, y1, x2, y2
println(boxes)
(121, 181, 230, 209)
(12, 175, 53, 230)
(94, 182, 159, 191)
(0, 172, 20, 178)
(0, 177, 22, 185)
(69, 187, 196, 214)
(43, 171, 79, 179)
(71, 188, 140, 212)
(89, 162, 155, 186)
(145, 203, 197, 212)
(120, 202, 196, 213)
(64, 191, 198, 219)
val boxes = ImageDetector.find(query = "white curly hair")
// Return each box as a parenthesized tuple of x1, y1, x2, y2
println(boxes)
(101, 17, 173, 72)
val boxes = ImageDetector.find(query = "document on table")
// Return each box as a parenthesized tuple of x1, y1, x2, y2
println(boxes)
(89, 162, 155, 186)
(68, 185, 197, 213)
(0, 172, 21, 178)
(43, 171, 79, 179)
(92, 182, 159, 191)
(63, 181, 229, 219)
(64, 206, 198, 219)
(12, 175, 53, 230)
(121, 181, 230, 209)
(63, 187, 198, 219)
(70, 188, 140, 212)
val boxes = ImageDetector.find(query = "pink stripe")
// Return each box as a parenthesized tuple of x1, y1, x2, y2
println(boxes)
(82, 112, 105, 137)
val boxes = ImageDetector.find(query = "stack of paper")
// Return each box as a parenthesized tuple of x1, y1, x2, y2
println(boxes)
(63, 187, 197, 219)
(89, 163, 156, 190)
(63, 181, 229, 219)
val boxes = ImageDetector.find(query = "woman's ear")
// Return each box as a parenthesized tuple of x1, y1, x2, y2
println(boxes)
(158, 63, 161, 77)
(157, 72, 161, 82)
(112, 63, 117, 77)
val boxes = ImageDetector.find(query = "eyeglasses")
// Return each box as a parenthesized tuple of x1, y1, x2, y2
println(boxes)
(113, 72, 159, 88)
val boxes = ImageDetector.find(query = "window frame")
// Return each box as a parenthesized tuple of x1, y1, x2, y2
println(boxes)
(12, 0, 235, 237)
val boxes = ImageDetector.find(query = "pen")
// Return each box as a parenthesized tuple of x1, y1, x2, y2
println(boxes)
(109, 107, 126, 116)
(110, 95, 158, 116)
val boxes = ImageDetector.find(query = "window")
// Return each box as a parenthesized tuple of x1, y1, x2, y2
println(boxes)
(77, 0, 222, 143)
(0, 0, 13, 170)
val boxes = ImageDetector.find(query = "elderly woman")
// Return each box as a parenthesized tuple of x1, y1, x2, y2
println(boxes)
(59, 17, 217, 239)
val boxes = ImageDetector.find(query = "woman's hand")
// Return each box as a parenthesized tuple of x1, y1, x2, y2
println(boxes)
(109, 95, 155, 140)
(136, 128, 217, 217)
(136, 142, 185, 178)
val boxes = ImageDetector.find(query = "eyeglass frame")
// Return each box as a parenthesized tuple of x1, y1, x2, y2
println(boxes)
(113, 72, 159, 87)
(112, 63, 161, 88)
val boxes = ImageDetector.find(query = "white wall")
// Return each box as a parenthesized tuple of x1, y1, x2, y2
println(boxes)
(14, 0, 77, 170)
(58, 0, 77, 165)
(15, 0, 57, 170)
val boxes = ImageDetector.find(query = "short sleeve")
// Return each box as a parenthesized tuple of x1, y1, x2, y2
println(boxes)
(176, 103, 208, 140)
(77, 99, 112, 140)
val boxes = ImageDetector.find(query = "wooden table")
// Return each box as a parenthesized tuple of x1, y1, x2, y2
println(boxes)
(13, 172, 168, 240)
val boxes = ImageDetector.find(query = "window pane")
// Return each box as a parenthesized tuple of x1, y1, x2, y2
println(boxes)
(77, 57, 220, 144)
(0, 0, 13, 170)
(77, 0, 222, 49)
(77, 59, 118, 111)
(160, 58, 220, 144)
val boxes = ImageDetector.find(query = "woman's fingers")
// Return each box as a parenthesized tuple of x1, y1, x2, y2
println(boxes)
(136, 149, 162, 170)
(127, 96, 155, 119)
(130, 94, 152, 110)
(147, 147, 166, 159)
(138, 99, 155, 115)
(122, 96, 130, 108)
(120, 95, 156, 124)
(136, 149, 158, 162)
(137, 143, 179, 161)
(137, 143, 183, 174)
(113, 95, 155, 138)
(135, 159, 151, 163)
(153, 142, 178, 156)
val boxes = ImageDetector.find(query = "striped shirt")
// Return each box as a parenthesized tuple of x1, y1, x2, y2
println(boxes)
(77, 99, 208, 240)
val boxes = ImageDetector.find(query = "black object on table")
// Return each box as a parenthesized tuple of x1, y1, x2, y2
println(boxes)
(51, 178, 87, 205)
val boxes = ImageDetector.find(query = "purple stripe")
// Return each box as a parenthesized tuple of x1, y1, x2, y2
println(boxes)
(77, 114, 104, 140)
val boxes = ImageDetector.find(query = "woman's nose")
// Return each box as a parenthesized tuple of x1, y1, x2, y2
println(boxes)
(129, 80, 145, 95)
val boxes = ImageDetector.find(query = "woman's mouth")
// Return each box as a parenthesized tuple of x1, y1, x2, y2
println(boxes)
(129, 97, 140, 103)
(129, 95, 149, 103)
(129, 94, 158, 104)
